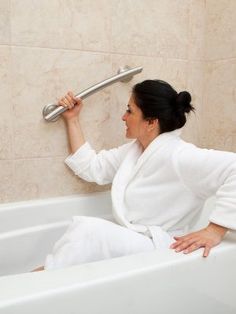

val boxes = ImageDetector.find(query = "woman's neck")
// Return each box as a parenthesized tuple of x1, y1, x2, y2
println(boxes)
(138, 131, 160, 151)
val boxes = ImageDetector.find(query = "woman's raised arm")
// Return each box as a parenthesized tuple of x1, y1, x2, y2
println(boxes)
(58, 91, 85, 154)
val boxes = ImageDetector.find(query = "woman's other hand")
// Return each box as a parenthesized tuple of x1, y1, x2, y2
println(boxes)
(58, 91, 83, 121)
(170, 222, 228, 257)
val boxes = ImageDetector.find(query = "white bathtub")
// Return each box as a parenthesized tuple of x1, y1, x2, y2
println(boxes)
(0, 191, 236, 314)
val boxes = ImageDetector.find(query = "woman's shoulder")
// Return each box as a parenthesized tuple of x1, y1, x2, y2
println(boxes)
(175, 139, 236, 158)
(172, 139, 236, 176)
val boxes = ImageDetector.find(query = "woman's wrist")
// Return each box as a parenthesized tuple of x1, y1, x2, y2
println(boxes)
(206, 222, 228, 238)
(64, 116, 79, 124)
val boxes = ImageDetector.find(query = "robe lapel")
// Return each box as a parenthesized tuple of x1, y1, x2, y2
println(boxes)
(111, 140, 142, 226)
(111, 130, 182, 233)
(128, 129, 182, 183)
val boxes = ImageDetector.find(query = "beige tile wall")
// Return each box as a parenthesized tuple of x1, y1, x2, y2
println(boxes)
(201, 60, 236, 150)
(0, 0, 235, 203)
(0, 0, 10, 44)
(205, 0, 236, 60)
(202, 0, 236, 151)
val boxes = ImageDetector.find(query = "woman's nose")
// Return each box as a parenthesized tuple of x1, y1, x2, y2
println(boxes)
(122, 112, 127, 121)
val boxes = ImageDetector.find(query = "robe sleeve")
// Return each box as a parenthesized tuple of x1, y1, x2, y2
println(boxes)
(174, 143, 236, 230)
(65, 141, 133, 185)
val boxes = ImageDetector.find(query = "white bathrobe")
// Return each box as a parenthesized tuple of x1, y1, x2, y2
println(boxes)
(45, 130, 236, 269)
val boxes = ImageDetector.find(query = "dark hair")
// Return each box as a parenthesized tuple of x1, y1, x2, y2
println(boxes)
(132, 80, 195, 133)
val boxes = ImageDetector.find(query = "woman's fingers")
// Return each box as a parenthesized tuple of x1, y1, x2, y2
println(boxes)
(58, 92, 72, 107)
(58, 97, 70, 108)
(182, 241, 203, 254)
(170, 234, 194, 248)
(56, 91, 83, 121)
(170, 227, 222, 257)
(65, 95, 75, 109)
(170, 236, 199, 252)
(203, 245, 211, 257)
(58, 91, 82, 110)
(182, 241, 212, 257)
(67, 91, 82, 106)
(68, 91, 76, 102)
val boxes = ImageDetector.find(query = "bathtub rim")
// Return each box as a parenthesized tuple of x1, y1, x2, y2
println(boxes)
(0, 190, 236, 307)
(0, 190, 112, 233)
(0, 234, 235, 307)
(0, 190, 111, 212)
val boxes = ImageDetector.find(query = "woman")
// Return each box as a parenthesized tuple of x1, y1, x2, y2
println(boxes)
(38, 80, 236, 271)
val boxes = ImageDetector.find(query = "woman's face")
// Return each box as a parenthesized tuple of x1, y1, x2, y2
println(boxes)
(122, 95, 149, 139)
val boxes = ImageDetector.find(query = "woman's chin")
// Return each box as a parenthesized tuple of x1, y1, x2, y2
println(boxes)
(125, 130, 134, 139)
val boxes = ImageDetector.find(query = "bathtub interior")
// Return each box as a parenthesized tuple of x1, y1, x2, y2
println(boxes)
(0, 191, 220, 277)
(0, 191, 113, 276)
(0, 191, 236, 314)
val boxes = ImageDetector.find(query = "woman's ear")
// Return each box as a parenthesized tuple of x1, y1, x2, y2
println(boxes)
(147, 118, 158, 131)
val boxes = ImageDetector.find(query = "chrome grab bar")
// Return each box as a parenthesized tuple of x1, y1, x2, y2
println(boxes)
(42, 65, 143, 122)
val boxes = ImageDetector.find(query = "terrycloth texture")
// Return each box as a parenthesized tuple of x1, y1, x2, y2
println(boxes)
(66, 129, 236, 232)
(45, 216, 156, 270)
(46, 130, 236, 269)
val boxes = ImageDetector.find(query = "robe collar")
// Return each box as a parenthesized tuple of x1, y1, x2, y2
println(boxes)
(132, 128, 182, 175)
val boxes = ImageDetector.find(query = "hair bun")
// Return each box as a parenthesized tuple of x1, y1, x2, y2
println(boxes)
(176, 91, 193, 113)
